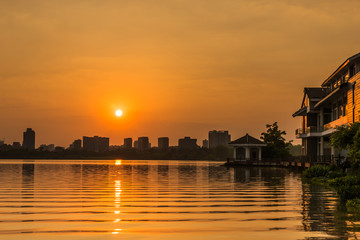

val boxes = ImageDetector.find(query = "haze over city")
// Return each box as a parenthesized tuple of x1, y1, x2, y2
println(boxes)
(1, 0, 360, 147)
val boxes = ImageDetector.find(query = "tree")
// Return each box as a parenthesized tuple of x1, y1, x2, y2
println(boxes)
(260, 122, 292, 158)
(330, 123, 360, 160)
(330, 123, 360, 151)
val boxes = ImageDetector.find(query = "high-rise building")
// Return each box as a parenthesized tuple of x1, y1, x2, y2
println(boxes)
(23, 128, 35, 150)
(134, 140, 138, 149)
(178, 137, 198, 150)
(158, 137, 169, 150)
(137, 137, 149, 151)
(202, 139, 209, 148)
(124, 138, 132, 149)
(83, 136, 109, 152)
(208, 130, 231, 149)
(69, 139, 82, 151)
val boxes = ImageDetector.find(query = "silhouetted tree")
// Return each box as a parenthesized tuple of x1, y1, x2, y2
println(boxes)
(260, 122, 291, 158)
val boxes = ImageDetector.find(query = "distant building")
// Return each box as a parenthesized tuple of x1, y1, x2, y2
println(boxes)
(178, 137, 198, 150)
(137, 137, 149, 151)
(202, 139, 209, 148)
(55, 146, 65, 152)
(12, 142, 21, 149)
(124, 138, 132, 149)
(158, 137, 169, 150)
(83, 136, 109, 152)
(209, 130, 231, 149)
(38, 144, 55, 152)
(23, 128, 35, 150)
(134, 140, 138, 149)
(0, 140, 4, 146)
(69, 139, 82, 151)
(109, 145, 122, 151)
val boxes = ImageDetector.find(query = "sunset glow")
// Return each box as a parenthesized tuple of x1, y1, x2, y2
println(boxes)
(115, 110, 123, 117)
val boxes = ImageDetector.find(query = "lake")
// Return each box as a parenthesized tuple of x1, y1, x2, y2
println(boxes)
(0, 160, 356, 239)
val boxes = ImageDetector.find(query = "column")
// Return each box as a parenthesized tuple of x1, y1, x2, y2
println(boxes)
(259, 147, 262, 161)
(245, 147, 250, 160)
(320, 137, 324, 157)
(233, 147, 237, 160)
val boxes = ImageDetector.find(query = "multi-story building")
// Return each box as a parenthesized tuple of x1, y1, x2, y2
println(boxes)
(137, 137, 149, 151)
(208, 130, 231, 149)
(124, 138, 132, 149)
(23, 128, 35, 150)
(69, 139, 82, 151)
(158, 137, 169, 150)
(293, 53, 360, 161)
(178, 137, 198, 150)
(202, 139, 209, 148)
(83, 136, 109, 152)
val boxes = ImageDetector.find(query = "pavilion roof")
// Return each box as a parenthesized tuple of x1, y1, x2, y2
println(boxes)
(229, 134, 266, 145)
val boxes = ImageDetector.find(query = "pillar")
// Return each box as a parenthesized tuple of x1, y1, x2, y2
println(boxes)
(320, 137, 324, 157)
(233, 147, 237, 160)
(245, 147, 250, 160)
(259, 147, 262, 161)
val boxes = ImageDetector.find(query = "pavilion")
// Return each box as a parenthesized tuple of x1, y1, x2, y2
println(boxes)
(229, 134, 267, 161)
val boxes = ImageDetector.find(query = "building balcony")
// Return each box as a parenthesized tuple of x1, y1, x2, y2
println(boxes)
(323, 116, 348, 132)
(295, 126, 320, 138)
(296, 116, 348, 138)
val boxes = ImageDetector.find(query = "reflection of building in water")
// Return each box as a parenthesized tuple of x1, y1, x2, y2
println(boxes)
(301, 184, 347, 237)
(21, 163, 35, 213)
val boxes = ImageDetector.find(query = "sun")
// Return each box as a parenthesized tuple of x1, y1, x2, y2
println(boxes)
(115, 109, 123, 117)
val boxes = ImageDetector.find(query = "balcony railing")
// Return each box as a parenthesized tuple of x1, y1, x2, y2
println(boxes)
(295, 126, 320, 136)
(323, 116, 347, 131)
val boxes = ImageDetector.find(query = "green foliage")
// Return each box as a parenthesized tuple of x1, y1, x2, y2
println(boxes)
(213, 145, 231, 159)
(346, 198, 360, 213)
(260, 122, 292, 158)
(303, 165, 332, 178)
(330, 122, 360, 160)
(337, 185, 360, 201)
(288, 144, 302, 156)
(328, 175, 360, 188)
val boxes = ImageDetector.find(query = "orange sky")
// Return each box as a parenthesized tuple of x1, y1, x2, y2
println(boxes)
(1, 0, 360, 147)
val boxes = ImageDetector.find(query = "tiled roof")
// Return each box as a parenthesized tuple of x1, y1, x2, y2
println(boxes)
(229, 134, 265, 145)
(304, 88, 327, 99)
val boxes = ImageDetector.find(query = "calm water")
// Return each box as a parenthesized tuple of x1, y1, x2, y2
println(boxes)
(0, 160, 357, 240)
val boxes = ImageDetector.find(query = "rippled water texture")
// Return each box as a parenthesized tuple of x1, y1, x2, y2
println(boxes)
(0, 160, 356, 239)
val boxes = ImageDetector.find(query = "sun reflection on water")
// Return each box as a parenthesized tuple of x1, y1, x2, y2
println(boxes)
(113, 180, 122, 234)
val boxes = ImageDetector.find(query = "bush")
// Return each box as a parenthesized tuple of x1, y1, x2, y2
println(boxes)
(303, 165, 332, 178)
(328, 175, 360, 188)
(337, 185, 360, 201)
(346, 198, 360, 213)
